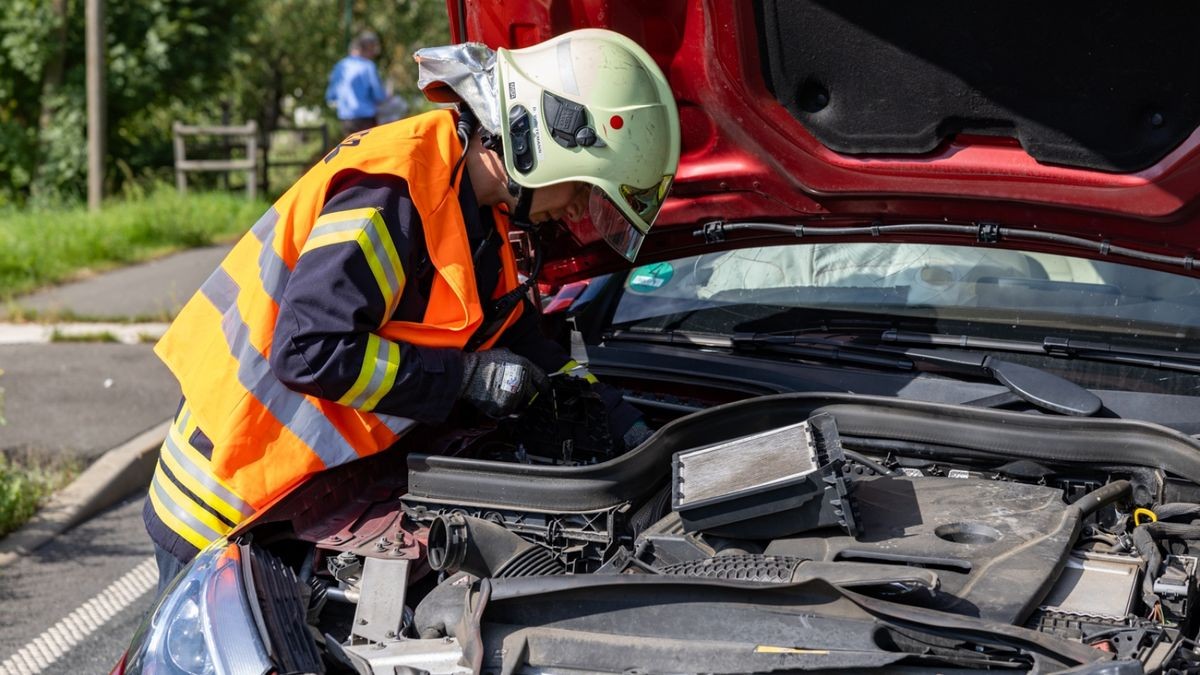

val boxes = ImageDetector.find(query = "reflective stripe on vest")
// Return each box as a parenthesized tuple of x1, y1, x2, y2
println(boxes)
(154, 110, 514, 514)
(202, 265, 364, 470)
(160, 410, 253, 521)
(252, 208, 289, 304)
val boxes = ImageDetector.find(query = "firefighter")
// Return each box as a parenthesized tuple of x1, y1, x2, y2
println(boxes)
(144, 29, 680, 590)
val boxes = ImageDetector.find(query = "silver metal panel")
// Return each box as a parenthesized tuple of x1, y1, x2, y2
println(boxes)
(351, 558, 410, 644)
(1040, 552, 1141, 619)
(677, 420, 817, 507)
(345, 636, 471, 675)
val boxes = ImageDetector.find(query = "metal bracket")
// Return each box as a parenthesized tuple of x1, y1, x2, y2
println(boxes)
(976, 222, 1001, 244)
(350, 558, 410, 644)
(695, 220, 727, 243)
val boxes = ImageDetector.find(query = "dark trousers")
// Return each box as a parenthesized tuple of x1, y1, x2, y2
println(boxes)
(153, 543, 188, 600)
(341, 117, 377, 136)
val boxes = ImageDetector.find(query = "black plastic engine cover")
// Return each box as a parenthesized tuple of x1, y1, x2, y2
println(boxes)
(765, 476, 1078, 624)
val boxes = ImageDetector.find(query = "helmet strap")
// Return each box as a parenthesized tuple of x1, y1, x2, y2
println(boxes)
(510, 184, 536, 231)
(456, 104, 537, 231)
(481, 129, 504, 154)
(450, 106, 479, 187)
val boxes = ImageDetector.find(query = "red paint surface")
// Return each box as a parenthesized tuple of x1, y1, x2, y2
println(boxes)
(451, 0, 1200, 280)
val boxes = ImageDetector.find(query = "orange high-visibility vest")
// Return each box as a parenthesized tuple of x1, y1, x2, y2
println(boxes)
(154, 110, 524, 510)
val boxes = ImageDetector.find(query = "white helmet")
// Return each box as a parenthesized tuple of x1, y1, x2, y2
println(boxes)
(495, 30, 680, 260)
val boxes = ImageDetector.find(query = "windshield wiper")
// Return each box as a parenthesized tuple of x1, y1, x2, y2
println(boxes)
(608, 328, 1102, 416)
(734, 332, 1102, 416)
(883, 329, 1200, 375)
(607, 328, 916, 370)
(696, 219, 1200, 272)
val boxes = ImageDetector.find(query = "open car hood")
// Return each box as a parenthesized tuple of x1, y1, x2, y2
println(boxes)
(450, 0, 1200, 282)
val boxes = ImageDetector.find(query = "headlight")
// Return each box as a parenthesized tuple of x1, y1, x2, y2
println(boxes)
(123, 541, 272, 675)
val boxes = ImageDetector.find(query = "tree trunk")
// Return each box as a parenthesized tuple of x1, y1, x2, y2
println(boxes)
(31, 0, 69, 198)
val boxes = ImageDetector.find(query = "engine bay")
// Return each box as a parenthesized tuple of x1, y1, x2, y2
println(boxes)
(236, 385, 1200, 674)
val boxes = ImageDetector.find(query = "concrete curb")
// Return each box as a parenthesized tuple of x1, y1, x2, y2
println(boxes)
(0, 322, 170, 345)
(0, 420, 169, 567)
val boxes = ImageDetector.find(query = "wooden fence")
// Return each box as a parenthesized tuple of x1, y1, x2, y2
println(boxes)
(262, 125, 330, 196)
(173, 122, 332, 200)
(172, 122, 259, 200)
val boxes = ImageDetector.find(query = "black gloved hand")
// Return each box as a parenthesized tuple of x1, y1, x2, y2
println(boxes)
(622, 419, 653, 449)
(459, 349, 549, 418)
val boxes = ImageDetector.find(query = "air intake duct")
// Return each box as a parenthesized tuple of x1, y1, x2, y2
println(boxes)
(427, 513, 564, 578)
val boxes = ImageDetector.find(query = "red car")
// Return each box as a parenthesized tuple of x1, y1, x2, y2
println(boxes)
(117, 2, 1200, 673)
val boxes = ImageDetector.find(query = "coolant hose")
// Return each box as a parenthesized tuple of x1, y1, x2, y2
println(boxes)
(1128, 511, 1200, 607)
(427, 513, 564, 579)
(412, 572, 471, 639)
(1133, 525, 1164, 608)
(1068, 480, 1131, 519)
(1152, 503, 1200, 522)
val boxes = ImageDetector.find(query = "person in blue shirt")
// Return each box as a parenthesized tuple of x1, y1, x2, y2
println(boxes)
(326, 30, 388, 136)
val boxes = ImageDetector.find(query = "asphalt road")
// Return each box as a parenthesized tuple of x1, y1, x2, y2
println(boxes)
(0, 496, 155, 674)
(0, 343, 179, 462)
(1, 244, 230, 322)
(0, 243, 235, 674)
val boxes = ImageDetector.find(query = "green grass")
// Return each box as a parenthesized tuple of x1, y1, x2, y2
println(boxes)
(49, 329, 120, 343)
(0, 188, 268, 300)
(0, 453, 79, 537)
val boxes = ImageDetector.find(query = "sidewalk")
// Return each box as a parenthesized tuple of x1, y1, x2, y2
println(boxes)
(0, 244, 232, 559)
(0, 244, 230, 461)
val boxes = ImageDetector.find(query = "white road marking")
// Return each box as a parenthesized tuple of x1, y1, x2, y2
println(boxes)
(0, 557, 157, 675)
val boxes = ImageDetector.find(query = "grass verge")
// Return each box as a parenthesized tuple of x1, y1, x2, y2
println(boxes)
(50, 329, 120, 343)
(0, 452, 80, 537)
(0, 188, 267, 299)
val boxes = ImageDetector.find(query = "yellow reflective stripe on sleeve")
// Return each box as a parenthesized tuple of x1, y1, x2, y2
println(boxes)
(152, 464, 233, 540)
(360, 340, 401, 411)
(338, 333, 382, 406)
(303, 228, 360, 251)
(359, 230, 396, 310)
(149, 466, 221, 550)
(339, 335, 402, 411)
(301, 208, 406, 321)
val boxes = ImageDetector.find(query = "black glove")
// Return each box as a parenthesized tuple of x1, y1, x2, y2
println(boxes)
(622, 419, 653, 449)
(560, 362, 650, 450)
(459, 349, 549, 418)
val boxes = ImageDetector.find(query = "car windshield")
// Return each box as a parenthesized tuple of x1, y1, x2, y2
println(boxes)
(613, 242, 1200, 341)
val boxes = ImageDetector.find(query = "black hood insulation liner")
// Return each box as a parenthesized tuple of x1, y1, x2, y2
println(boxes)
(755, 1, 1200, 172)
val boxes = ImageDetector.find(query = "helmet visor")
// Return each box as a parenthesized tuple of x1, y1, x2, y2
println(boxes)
(586, 175, 673, 262)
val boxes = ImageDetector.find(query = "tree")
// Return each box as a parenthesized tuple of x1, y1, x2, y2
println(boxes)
(0, 0, 255, 205)
(0, 0, 450, 206)
(221, 0, 450, 139)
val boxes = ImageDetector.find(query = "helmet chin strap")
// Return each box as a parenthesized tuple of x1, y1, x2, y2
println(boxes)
(455, 105, 540, 231)
(508, 183, 537, 231)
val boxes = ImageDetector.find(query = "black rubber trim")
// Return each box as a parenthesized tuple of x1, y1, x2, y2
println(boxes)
(407, 393, 1200, 511)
